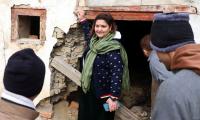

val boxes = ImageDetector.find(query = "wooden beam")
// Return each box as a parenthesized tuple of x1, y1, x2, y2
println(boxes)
(84, 5, 196, 12)
(51, 56, 81, 86)
(86, 11, 155, 21)
(83, 5, 197, 21)
(116, 103, 141, 120)
(51, 56, 141, 120)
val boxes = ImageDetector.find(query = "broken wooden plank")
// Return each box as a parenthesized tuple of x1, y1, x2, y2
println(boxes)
(51, 56, 141, 120)
(51, 56, 81, 86)
(115, 103, 141, 120)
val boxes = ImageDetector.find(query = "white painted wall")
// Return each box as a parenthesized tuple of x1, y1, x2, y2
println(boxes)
(186, 0, 200, 43)
(141, 0, 186, 5)
(87, 0, 187, 6)
(87, 0, 140, 6)
(0, 0, 78, 104)
(190, 14, 200, 43)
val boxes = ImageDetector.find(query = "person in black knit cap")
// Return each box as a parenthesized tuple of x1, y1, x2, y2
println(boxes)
(0, 48, 45, 120)
(150, 13, 200, 120)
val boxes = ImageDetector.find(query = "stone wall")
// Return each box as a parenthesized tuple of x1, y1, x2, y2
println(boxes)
(50, 25, 85, 103)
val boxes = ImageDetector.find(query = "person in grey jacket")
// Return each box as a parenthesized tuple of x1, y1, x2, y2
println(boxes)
(140, 34, 174, 109)
(150, 13, 200, 120)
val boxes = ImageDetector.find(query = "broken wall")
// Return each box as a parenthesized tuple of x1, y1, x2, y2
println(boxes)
(50, 26, 85, 102)
(0, 0, 78, 104)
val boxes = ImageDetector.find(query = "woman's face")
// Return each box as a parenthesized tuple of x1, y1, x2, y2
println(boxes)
(95, 19, 111, 38)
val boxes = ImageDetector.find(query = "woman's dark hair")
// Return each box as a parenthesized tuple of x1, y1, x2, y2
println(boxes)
(90, 13, 117, 36)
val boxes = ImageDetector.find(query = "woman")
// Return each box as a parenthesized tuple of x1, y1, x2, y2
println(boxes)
(76, 9, 129, 120)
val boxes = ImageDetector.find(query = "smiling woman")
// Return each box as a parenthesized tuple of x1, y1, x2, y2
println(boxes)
(75, 8, 129, 120)
(94, 19, 111, 38)
(90, 13, 117, 38)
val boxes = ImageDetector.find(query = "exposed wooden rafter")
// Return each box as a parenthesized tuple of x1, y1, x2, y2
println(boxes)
(83, 5, 197, 21)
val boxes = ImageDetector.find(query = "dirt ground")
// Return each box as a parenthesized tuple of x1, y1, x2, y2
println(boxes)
(50, 100, 150, 120)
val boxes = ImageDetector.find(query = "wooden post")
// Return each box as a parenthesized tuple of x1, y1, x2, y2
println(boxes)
(51, 56, 81, 86)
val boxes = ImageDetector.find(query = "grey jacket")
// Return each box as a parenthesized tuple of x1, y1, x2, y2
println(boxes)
(152, 69, 200, 120)
(148, 51, 174, 83)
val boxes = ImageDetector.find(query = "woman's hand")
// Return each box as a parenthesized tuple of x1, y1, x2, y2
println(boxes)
(106, 98, 119, 112)
(74, 7, 86, 22)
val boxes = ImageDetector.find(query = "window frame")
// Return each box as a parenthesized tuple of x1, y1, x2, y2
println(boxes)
(11, 7, 46, 42)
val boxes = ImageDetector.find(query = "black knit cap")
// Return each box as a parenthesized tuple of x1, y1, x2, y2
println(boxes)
(150, 13, 195, 52)
(3, 48, 45, 98)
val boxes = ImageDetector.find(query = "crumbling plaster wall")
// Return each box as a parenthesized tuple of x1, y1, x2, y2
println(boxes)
(50, 26, 85, 103)
(0, 0, 78, 104)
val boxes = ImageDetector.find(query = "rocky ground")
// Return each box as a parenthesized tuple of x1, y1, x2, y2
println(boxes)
(46, 100, 150, 120)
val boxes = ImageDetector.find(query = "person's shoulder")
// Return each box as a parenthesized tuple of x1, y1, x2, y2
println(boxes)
(112, 31, 121, 42)
(159, 69, 200, 94)
(113, 31, 121, 39)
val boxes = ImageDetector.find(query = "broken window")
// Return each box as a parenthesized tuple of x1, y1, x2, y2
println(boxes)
(11, 7, 46, 41)
(18, 15, 40, 39)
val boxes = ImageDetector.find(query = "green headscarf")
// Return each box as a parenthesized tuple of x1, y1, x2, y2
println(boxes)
(81, 32, 130, 93)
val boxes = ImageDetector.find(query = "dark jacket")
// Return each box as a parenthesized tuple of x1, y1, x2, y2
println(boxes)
(80, 20, 123, 99)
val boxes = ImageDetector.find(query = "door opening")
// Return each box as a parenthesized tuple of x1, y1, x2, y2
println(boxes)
(117, 20, 152, 111)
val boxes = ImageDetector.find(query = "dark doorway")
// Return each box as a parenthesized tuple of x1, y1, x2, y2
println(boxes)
(116, 20, 152, 108)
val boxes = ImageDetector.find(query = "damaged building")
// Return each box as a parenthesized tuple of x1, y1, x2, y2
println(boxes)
(0, 0, 200, 120)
